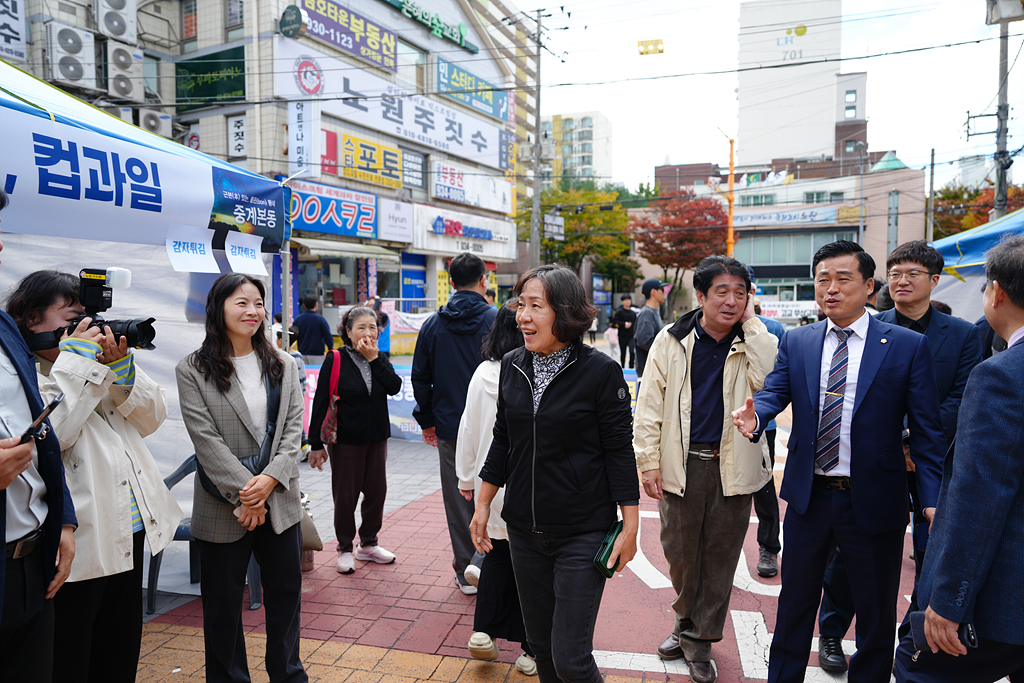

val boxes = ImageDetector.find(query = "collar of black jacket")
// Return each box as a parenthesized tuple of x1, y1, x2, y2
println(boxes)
(667, 308, 748, 344)
(509, 338, 584, 376)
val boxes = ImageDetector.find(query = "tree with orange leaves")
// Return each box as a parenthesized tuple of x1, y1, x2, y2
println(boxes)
(630, 190, 728, 315)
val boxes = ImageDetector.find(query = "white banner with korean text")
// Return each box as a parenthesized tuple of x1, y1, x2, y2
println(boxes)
(274, 36, 509, 171)
(429, 158, 513, 216)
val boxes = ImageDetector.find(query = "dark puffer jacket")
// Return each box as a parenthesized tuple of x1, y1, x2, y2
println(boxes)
(479, 340, 638, 535)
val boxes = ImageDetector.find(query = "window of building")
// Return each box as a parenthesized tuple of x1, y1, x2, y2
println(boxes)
(562, 132, 573, 142)
(580, 155, 592, 166)
(581, 117, 592, 128)
(143, 55, 159, 97)
(580, 142, 592, 153)
(740, 194, 775, 207)
(845, 90, 857, 103)
(561, 144, 572, 156)
(694, 179, 705, 186)
(542, 121, 552, 133)
(577, 129, 593, 141)
(182, 0, 197, 51)
(563, 118, 574, 130)
(751, 235, 771, 264)
(226, 0, 244, 41)
(845, 105, 856, 119)
(804, 191, 827, 204)
(845, 140, 856, 154)
(792, 234, 812, 262)
(581, 168, 593, 177)
(397, 41, 426, 93)
(830, 192, 845, 202)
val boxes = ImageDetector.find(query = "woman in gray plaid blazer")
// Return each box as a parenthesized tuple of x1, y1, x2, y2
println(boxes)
(176, 273, 307, 683)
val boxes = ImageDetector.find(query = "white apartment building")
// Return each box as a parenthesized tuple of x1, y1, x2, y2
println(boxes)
(540, 110, 613, 190)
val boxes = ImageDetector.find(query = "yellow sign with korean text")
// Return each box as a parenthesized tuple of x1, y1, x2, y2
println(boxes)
(341, 134, 402, 189)
(437, 269, 450, 308)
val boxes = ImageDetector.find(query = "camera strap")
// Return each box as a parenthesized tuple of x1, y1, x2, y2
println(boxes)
(25, 330, 62, 352)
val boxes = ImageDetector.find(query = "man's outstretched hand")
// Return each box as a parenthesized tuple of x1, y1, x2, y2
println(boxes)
(732, 397, 757, 439)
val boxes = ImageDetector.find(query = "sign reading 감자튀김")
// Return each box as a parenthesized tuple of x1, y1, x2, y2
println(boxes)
(301, 0, 396, 72)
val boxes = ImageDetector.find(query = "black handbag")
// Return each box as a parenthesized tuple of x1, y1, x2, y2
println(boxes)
(196, 368, 282, 503)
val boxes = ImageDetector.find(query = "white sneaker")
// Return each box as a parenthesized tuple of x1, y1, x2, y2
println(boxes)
(354, 545, 396, 564)
(457, 580, 478, 595)
(464, 563, 481, 587)
(468, 632, 499, 661)
(336, 551, 355, 574)
(515, 654, 538, 676)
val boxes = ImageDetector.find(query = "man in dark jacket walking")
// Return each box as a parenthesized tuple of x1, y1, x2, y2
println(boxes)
(611, 295, 637, 368)
(412, 253, 496, 593)
(294, 294, 335, 364)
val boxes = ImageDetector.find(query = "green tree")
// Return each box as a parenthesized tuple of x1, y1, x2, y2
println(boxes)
(932, 181, 1024, 240)
(600, 181, 660, 208)
(591, 253, 642, 293)
(517, 186, 630, 275)
(630, 190, 728, 314)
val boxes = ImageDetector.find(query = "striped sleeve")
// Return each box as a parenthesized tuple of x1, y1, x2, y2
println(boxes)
(58, 337, 102, 359)
(105, 353, 136, 386)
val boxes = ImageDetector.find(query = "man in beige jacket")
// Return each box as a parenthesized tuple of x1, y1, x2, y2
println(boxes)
(634, 256, 778, 683)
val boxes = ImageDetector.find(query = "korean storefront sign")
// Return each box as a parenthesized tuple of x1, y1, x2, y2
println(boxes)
(301, 0, 397, 72)
(286, 177, 377, 239)
(341, 133, 402, 189)
(401, 149, 426, 190)
(378, 197, 413, 243)
(275, 37, 508, 170)
(226, 114, 247, 157)
(733, 206, 838, 227)
(321, 129, 338, 175)
(372, 0, 477, 53)
(429, 158, 513, 215)
(0, 0, 27, 61)
(436, 57, 509, 123)
(412, 204, 515, 261)
(176, 46, 246, 113)
(288, 99, 322, 177)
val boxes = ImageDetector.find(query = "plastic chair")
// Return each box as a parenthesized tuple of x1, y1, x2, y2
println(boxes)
(146, 454, 263, 613)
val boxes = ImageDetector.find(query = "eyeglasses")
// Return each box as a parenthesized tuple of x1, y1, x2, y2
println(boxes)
(887, 269, 934, 283)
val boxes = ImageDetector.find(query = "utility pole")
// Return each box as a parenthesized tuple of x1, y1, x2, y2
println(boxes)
(529, 9, 544, 269)
(727, 138, 735, 257)
(994, 20, 1010, 220)
(927, 148, 936, 241)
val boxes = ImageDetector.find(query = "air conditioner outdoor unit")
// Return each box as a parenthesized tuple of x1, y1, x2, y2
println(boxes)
(138, 108, 172, 137)
(104, 106, 134, 122)
(104, 39, 144, 102)
(45, 22, 97, 90)
(93, 0, 137, 44)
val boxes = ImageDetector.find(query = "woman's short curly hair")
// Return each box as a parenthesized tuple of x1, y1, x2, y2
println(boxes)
(513, 265, 595, 343)
(339, 306, 378, 346)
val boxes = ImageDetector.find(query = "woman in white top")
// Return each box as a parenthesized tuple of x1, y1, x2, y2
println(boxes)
(455, 301, 535, 675)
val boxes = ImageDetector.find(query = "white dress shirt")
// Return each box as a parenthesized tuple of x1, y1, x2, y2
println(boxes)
(815, 310, 871, 477)
(0, 346, 47, 542)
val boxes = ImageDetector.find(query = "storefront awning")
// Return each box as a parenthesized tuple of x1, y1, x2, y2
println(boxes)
(292, 237, 401, 262)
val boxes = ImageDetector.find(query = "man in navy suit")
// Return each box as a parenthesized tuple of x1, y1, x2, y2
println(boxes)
(894, 234, 1024, 681)
(733, 240, 947, 683)
(0, 188, 77, 682)
(816, 240, 984, 671)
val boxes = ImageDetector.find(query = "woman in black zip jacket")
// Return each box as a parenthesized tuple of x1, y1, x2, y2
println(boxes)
(471, 265, 639, 683)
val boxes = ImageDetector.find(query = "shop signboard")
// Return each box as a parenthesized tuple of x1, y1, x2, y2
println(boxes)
(378, 197, 414, 243)
(429, 158, 513, 215)
(176, 46, 246, 113)
(341, 133, 402, 189)
(299, 0, 397, 72)
(275, 37, 507, 170)
(401, 149, 426, 189)
(286, 176, 377, 239)
(436, 57, 508, 122)
(412, 204, 515, 261)
(1, 0, 27, 61)
(734, 206, 837, 227)
(321, 129, 338, 175)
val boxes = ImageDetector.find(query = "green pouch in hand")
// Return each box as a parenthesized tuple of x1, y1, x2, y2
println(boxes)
(594, 520, 623, 579)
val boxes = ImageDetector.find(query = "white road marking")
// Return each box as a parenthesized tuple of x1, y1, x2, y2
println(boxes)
(629, 511, 673, 589)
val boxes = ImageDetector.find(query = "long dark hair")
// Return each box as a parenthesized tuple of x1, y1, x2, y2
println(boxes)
(5, 270, 81, 340)
(189, 273, 282, 393)
(481, 299, 523, 361)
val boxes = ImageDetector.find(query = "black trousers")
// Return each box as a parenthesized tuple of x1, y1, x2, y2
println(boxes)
(0, 541, 55, 683)
(752, 429, 781, 554)
(618, 336, 635, 369)
(53, 530, 145, 683)
(329, 440, 388, 553)
(894, 630, 1024, 682)
(473, 539, 529, 649)
(197, 522, 307, 683)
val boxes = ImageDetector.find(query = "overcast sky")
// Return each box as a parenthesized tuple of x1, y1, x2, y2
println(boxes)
(535, 0, 1023, 193)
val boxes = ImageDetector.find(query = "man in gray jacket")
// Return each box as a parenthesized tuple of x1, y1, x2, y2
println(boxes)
(634, 257, 778, 683)
(634, 278, 666, 377)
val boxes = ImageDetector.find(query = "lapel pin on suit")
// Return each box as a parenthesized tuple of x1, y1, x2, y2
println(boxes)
(881, 339, 888, 344)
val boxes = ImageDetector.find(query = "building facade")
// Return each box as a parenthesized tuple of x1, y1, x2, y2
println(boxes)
(540, 111, 613, 190)
(2, 0, 539, 328)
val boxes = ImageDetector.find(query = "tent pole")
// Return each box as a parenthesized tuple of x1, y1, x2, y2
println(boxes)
(282, 241, 292, 349)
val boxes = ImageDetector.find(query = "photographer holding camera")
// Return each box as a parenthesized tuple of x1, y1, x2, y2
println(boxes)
(5, 269, 181, 683)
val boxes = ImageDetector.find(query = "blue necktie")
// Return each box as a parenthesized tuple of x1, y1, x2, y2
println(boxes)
(815, 328, 851, 473)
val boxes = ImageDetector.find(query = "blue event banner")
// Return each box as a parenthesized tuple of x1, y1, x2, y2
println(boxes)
(302, 364, 638, 440)
(285, 176, 377, 239)
(436, 57, 509, 123)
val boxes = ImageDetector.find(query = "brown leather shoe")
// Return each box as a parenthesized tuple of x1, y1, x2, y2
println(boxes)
(687, 660, 717, 683)
(656, 634, 684, 660)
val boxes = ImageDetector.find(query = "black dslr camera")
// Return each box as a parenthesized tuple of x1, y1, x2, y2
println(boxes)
(28, 268, 157, 351)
